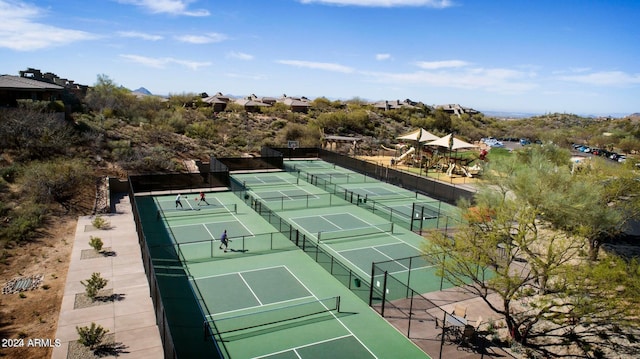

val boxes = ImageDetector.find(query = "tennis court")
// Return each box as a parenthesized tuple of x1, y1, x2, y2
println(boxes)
(136, 189, 430, 358)
(284, 207, 433, 280)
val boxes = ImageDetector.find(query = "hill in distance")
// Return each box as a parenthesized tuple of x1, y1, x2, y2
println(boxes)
(132, 87, 152, 95)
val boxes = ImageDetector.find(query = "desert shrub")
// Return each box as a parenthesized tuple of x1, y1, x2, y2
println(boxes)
(91, 216, 109, 230)
(81, 272, 108, 301)
(21, 159, 93, 210)
(185, 121, 217, 140)
(0, 164, 20, 183)
(89, 236, 103, 252)
(0, 202, 47, 245)
(76, 322, 109, 350)
(0, 107, 79, 160)
(116, 146, 180, 172)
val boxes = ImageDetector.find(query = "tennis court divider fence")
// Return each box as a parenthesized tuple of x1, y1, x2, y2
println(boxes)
(286, 166, 459, 235)
(128, 180, 229, 359)
(369, 255, 455, 358)
(230, 188, 372, 303)
(148, 232, 292, 260)
(272, 147, 475, 204)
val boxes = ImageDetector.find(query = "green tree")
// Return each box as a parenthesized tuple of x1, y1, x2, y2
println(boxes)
(617, 136, 640, 154)
(558, 158, 640, 260)
(423, 144, 640, 354)
(84, 74, 135, 118)
(433, 108, 452, 132)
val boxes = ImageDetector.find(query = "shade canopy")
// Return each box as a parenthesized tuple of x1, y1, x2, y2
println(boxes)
(396, 128, 439, 142)
(424, 133, 477, 150)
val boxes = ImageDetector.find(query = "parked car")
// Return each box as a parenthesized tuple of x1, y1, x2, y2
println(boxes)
(483, 138, 505, 148)
(520, 138, 531, 146)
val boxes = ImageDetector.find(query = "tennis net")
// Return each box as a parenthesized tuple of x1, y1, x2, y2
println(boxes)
(413, 203, 440, 219)
(364, 191, 418, 202)
(208, 296, 341, 335)
(317, 222, 394, 242)
(306, 172, 370, 185)
(157, 204, 237, 220)
(243, 177, 299, 189)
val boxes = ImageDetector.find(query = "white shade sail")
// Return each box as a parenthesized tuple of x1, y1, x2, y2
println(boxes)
(396, 128, 439, 142)
(424, 133, 477, 150)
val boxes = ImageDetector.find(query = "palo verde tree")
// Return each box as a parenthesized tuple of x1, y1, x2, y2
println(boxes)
(422, 144, 640, 355)
(84, 74, 136, 118)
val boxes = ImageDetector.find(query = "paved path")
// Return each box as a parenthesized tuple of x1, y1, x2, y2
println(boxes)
(52, 194, 163, 358)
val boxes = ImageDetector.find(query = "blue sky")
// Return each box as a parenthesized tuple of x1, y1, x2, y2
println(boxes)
(1, 0, 639, 115)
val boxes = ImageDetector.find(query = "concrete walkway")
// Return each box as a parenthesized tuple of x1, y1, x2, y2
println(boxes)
(52, 194, 163, 358)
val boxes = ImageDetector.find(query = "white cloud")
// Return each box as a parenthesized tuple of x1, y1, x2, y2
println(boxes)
(376, 53, 391, 61)
(414, 60, 469, 69)
(175, 33, 227, 44)
(116, 0, 210, 16)
(558, 71, 640, 87)
(0, 0, 97, 51)
(277, 60, 354, 73)
(363, 65, 537, 93)
(227, 51, 254, 60)
(118, 31, 163, 41)
(120, 54, 211, 70)
(299, 0, 454, 8)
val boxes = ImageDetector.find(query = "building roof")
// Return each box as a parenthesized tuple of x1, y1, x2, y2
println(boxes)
(234, 98, 270, 107)
(202, 96, 228, 104)
(282, 98, 310, 107)
(436, 104, 479, 115)
(0, 75, 65, 90)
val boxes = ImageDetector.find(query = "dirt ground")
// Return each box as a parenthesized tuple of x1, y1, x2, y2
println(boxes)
(357, 155, 483, 186)
(0, 217, 76, 359)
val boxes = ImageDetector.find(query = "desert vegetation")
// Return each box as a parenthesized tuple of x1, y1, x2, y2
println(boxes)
(1, 74, 640, 358)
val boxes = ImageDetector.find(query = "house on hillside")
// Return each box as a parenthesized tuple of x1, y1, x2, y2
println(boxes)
(371, 99, 421, 111)
(250, 94, 278, 106)
(279, 95, 311, 113)
(202, 92, 231, 112)
(436, 104, 480, 117)
(19, 68, 88, 100)
(234, 97, 271, 112)
(0, 75, 65, 107)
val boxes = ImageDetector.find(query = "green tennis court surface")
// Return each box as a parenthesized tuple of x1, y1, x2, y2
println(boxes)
(136, 188, 430, 358)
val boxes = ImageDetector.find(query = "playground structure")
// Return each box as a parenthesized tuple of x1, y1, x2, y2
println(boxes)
(391, 146, 415, 165)
(391, 131, 485, 178)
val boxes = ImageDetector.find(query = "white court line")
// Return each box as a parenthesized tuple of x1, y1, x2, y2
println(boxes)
(210, 295, 316, 319)
(279, 266, 379, 359)
(191, 264, 288, 282)
(228, 208, 254, 237)
(252, 334, 357, 359)
(388, 264, 438, 276)
(238, 272, 262, 306)
(170, 218, 238, 229)
(351, 214, 424, 253)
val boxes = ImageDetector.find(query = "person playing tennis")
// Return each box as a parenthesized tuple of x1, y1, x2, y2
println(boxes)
(198, 191, 210, 206)
(175, 194, 183, 209)
(219, 230, 229, 252)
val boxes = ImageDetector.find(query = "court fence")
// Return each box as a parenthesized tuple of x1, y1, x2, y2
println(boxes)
(129, 172, 228, 194)
(285, 166, 461, 236)
(128, 179, 229, 359)
(232, 188, 372, 303)
(268, 147, 476, 205)
(370, 255, 458, 359)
